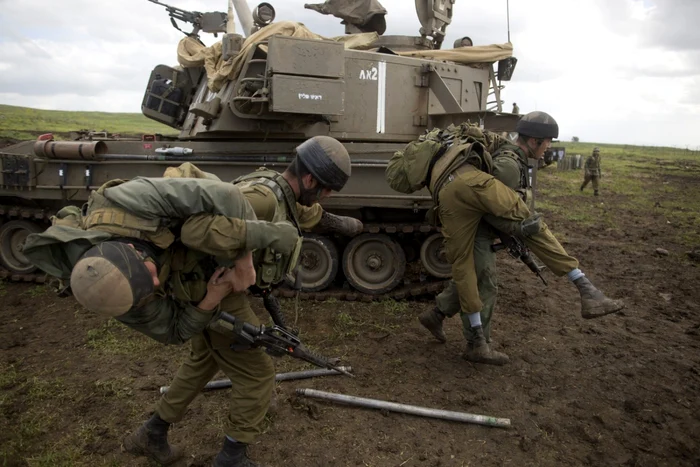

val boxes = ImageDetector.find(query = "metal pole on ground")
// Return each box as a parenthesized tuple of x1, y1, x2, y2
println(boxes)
(159, 367, 353, 394)
(296, 388, 511, 428)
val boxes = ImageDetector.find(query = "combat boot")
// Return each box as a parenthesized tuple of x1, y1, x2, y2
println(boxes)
(213, 437, 260, 467)
(463, 326, 509, 365)
(123, 413, 183, 465)
(594, 190, 599, 196)
(573, 276, 624, 319)
(418, 307, 447, 343)
(314, 211, 363, 237)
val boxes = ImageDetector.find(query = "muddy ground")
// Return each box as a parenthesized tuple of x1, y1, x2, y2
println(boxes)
(2, 168, 700, 467)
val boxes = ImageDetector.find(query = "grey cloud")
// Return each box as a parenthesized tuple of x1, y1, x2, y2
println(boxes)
(596, 0, 700, 52)
(643, 0, 700, 51)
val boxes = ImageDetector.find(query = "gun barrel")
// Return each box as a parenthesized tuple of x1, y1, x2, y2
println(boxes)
(231, 0, 254, 36)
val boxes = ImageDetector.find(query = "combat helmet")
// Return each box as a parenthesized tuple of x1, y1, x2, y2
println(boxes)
(516, 111, 559, 139)
(70, 241, 155, 317)
(295, 136, 351, 191)
(593, 147, 600, 154)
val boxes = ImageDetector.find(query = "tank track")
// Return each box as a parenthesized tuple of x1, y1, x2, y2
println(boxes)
(0, 204, 447, 301)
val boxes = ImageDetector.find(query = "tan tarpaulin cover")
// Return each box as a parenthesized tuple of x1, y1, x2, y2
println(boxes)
(396, 42, 513, 64)
(177, 21, 513, 93)
(177, 21, 379, 92)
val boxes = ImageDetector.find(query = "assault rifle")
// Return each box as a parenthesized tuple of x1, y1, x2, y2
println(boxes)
(147, 0, 227, 39)
(491, 234, 548, 286)
(216, 312, 354, 377)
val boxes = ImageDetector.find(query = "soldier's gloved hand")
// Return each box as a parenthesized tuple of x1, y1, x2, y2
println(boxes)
(245, 220, 300, 254)
(519, 213, 543, 237)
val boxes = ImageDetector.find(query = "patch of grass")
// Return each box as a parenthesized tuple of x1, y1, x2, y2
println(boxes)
(0, 104, 175, 141)
(22, 285, 47, 298)
(26, 377, 70, 403)
(333, 312, 359, 338)
(86, 320, 160, 356)
(0, 363, 22, 390)
(25, 445, 83, 467)
(540, 144, 700, 246)
(378, 299, 409, 316)
(93, 378, 135, 399)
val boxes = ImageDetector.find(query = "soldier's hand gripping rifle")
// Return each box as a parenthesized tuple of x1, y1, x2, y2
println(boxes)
(491, 234, 548, 286)
(216, 312, 354, 378)
(147, 0, 227, 39)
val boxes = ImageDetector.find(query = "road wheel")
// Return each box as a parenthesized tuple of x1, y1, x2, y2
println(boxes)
(342, 234, 405, 295)
(0, 220, 44, 274)
(420, 233, 451, 279)
(293, 234, 339, 292)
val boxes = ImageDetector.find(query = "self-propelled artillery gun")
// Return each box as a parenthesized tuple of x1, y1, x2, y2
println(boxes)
(0, 0, 521, 299)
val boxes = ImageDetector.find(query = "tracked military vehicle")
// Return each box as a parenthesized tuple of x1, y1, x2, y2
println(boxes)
(0, 0, 521, 299)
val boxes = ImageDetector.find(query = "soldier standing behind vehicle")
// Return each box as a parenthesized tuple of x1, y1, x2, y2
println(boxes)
(418, 112, 624, 365)
(142, 135, 362, 467)
(580, 147, 602, 196)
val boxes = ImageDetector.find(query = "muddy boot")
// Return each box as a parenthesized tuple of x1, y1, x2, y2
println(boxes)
(580, 184, 584, 192)
(462, 326, 509, 365)
(594, 190, 599, 196)
(123, 413, 183, 465)
(418, 307, 447, 343)
(213, 437, 260, 467)
(573, 276, 624, 319)
(314, 211, 363, 237)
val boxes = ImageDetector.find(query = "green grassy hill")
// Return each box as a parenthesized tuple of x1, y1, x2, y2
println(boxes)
(0, 104, 175, 141)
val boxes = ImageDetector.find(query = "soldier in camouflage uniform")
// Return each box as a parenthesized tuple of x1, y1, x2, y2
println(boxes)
(580, 147, 601, 196)
(137, 136, 361, 467)
(418, 112, 624, 365)
(23, 177, 296, 345)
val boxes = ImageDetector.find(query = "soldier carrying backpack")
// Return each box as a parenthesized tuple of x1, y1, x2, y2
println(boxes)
(386, 112, 625, 365)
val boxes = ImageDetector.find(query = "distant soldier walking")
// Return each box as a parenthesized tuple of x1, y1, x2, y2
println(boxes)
(580, 147, 601, 195)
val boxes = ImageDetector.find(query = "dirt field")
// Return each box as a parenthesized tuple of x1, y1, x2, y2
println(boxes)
(2, 157, 700, 466)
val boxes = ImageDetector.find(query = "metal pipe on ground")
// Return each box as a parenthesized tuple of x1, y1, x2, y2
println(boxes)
(296, 388, 511, 428)
(159, 367, 353, 394)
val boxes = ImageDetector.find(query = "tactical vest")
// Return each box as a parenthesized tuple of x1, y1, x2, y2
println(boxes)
(233, 169, 304, 289)
(491, 144, 534, 210)
(82, 180, 176, 249)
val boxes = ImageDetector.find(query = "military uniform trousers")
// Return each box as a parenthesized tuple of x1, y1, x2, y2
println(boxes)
(581, 173, 599, 191)
(156, 294, 275, 444)
(436, 225, 498, 343)
(437, 165, 579, 326)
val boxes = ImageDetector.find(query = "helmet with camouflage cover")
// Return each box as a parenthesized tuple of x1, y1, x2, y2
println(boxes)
(295, 136, 351, 191)
(593, 147, 600, 155)
(70, 241, 156, 317)
(516, 111, 559, 139)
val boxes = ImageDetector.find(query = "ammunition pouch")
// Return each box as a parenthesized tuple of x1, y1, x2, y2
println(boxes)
(50, 205, 84, 229)
(255, 235, 303, 288)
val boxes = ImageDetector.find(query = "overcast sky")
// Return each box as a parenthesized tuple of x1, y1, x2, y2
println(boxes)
(1, 0, 698, 148)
